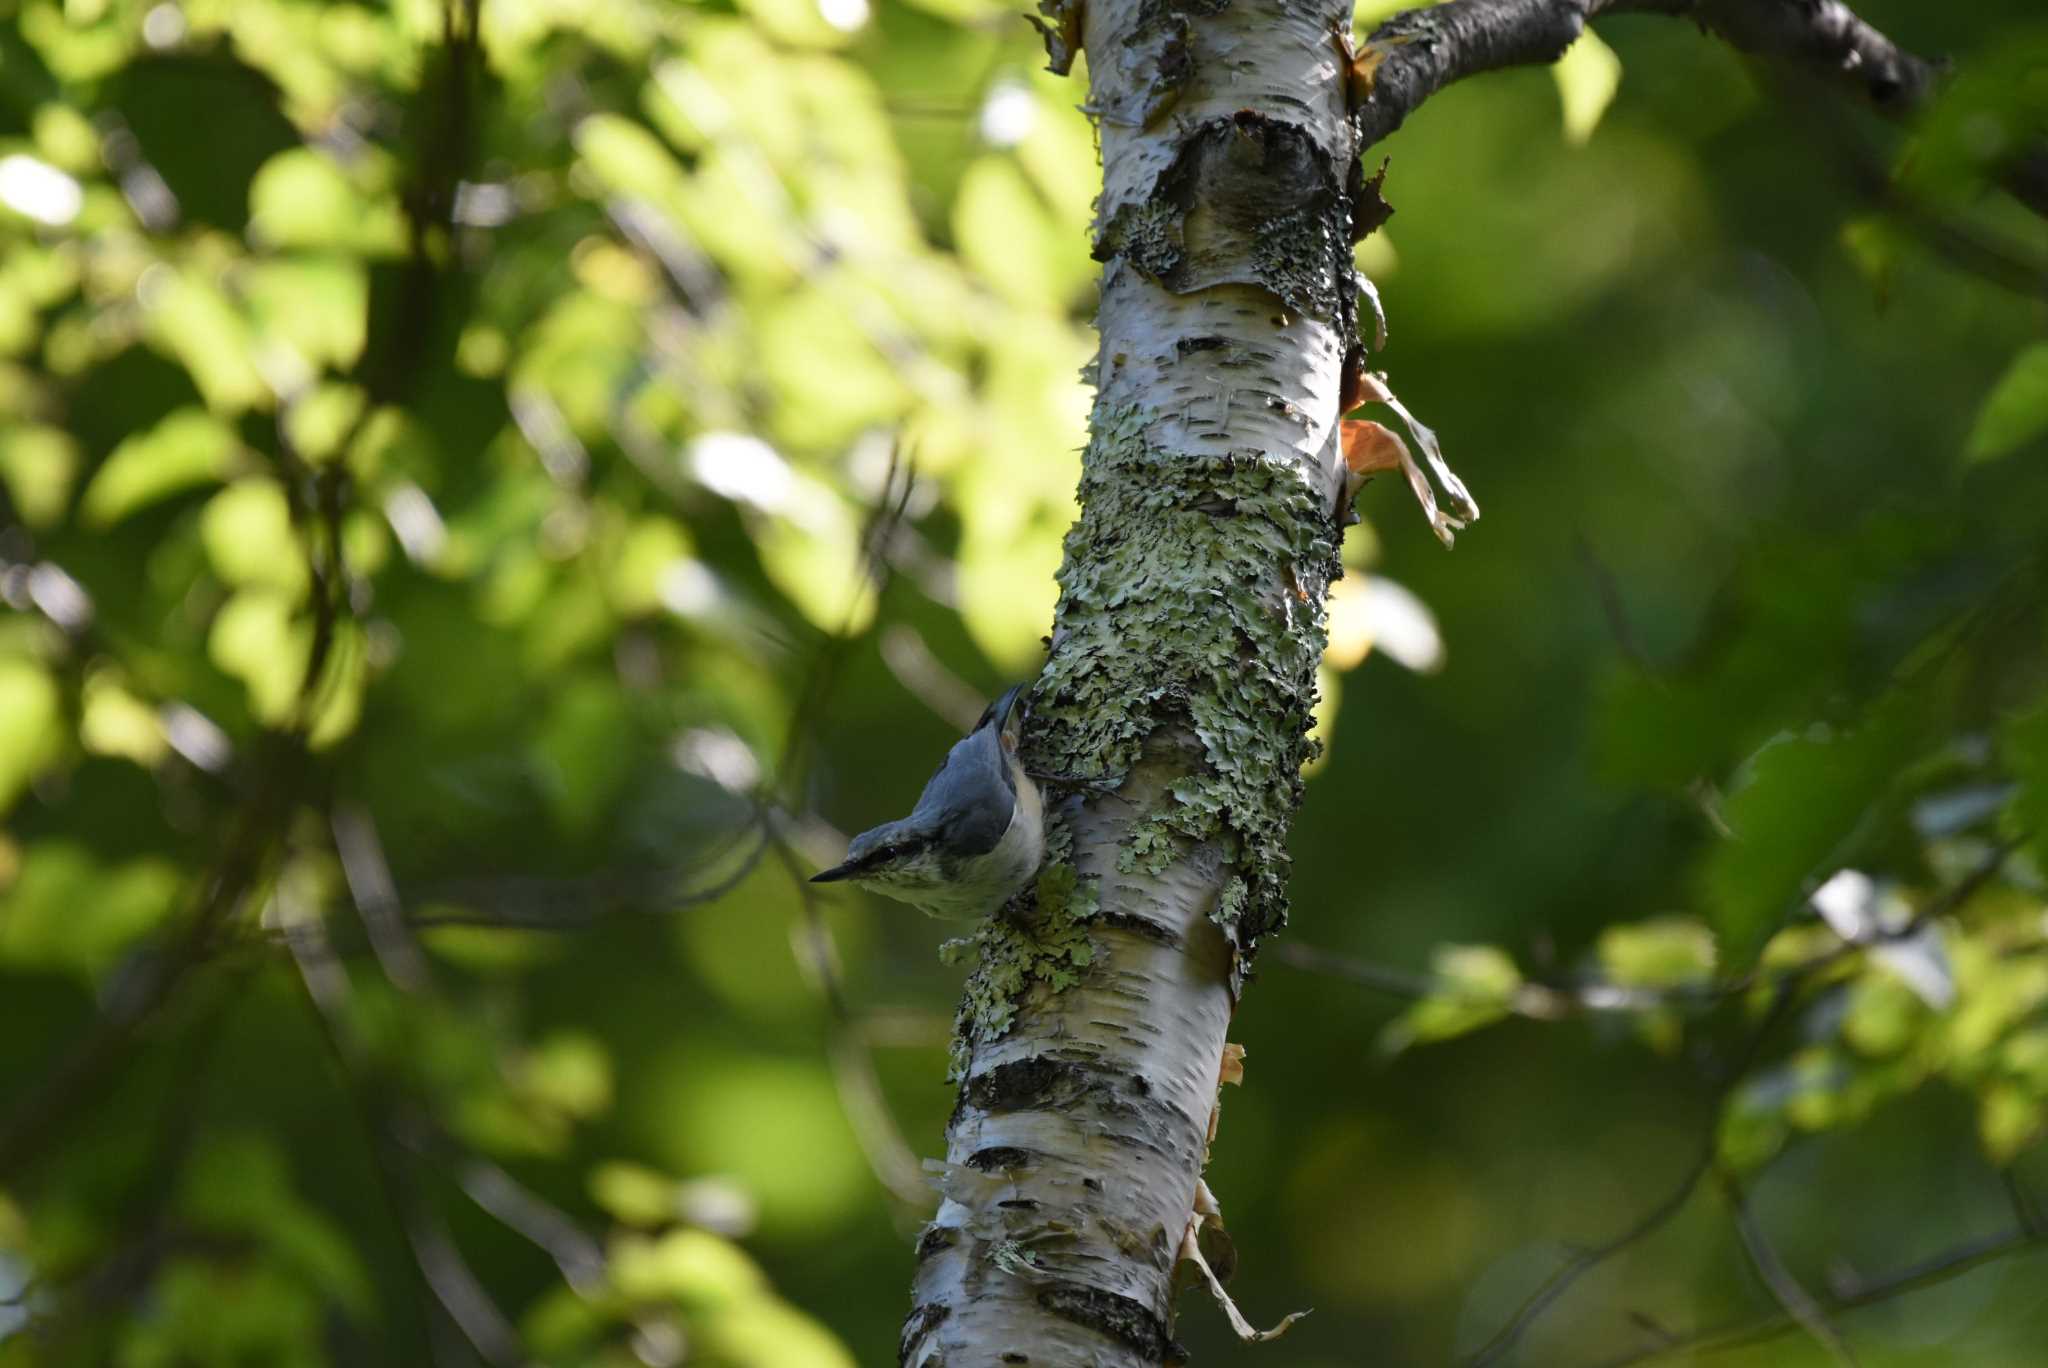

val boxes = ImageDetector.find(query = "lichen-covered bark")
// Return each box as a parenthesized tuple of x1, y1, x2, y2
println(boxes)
(904, 0, 1358, 1360)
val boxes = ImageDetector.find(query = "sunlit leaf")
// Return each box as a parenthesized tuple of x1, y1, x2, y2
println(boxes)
(0, 841, 181, 977)
(239, 255, 370, 373)
(1967, 343, 2048, 464)
(953, 154, 1092, 310)
(140, 266, 270, 414)
(1702, 696, 1928, 966)
(1597, 916, 1716, 988)
(208, 589, 310, 724)
(80, 669, 167, 766)
(641, 1052, 869, 1234)
(515, 1031, 615, 1121)
(0, 657, 62, 812)
(1978, 1083, 2045, 1164)
(247, 148, 408, 257)
(704, 1293, 859, 1368)
(609, 1227, 768, 1305)
(200, 479, 311, 596)
(1552, 28, 1622, 146)
(80, 407, 240, 527)
(591, 1161, 686, 1228)
(1380, 944, 1522, 1054)
(0, 424, 79, 527)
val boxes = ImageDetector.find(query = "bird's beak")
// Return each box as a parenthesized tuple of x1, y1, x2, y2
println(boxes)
(810, 861, 856, 884)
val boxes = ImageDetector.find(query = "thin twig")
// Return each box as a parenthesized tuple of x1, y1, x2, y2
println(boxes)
(1283, 836, 2022, 1024)
(765, 444, 940, 1215)
(282, 859, 525, 1368)
(334, 804, 432, 991)
(774, 836, 934, 1213)
(1467, 1139, 1718, 1367)
(1576, 535, 1655, 674)
(1466, 981, 1806, 1366)
(402, 815, 773, 930)
(1596, 1225, 2048, 1365)
(1721, 1170, 1860, 1366)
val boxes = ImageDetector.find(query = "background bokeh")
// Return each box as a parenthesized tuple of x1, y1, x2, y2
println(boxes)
(3, 0, 2048, 1364)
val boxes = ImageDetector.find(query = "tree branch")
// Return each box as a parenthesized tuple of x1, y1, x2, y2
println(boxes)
(1597, 1224, 2048, 1365)
(1722, 1170, 1861, 1366)
(1351, 0, 1939, 152)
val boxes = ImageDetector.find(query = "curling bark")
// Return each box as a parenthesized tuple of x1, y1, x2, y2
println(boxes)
(902, 0, 1361, 1360)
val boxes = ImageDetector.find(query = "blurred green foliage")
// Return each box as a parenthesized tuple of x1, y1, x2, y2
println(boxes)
(1, 0, 2047, 1364)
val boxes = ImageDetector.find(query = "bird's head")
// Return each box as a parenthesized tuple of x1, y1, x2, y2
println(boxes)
(809, 817, 947, 893)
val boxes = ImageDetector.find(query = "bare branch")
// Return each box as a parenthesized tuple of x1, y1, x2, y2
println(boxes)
(1466, 980, 1806, 1365)
(334, 804, 432, 991)
(1597, 1224, 2048, 1365)
(1466, 1139, 1717, 1367)
(1722, 1171, 1861, 1365)
(406, 835, 774, 932)
(1351, 0, 1940, 152)
(774, 837, 933, 1213)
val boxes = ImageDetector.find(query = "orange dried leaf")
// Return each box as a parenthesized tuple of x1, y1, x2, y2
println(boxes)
(1341, 419, 1408, 476)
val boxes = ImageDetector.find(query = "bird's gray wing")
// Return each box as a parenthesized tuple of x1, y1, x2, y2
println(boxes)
(909, 724, 1013, 856)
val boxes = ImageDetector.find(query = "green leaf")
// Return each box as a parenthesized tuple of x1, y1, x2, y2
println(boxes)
(1978, 1083, 2045, 1164)
(141, 267, 270, 414)
(1380, 944, 1522, 1054)
(2005, 697, 2048, 872)
(180, 1132, 374, 1317)
(514, 1031, 614, 1121)
(239, 256, 370, 373)
(79, 407, 241, 527)
(200, 479, 310, 595)
(0, 656, 63, 812)
(1552, 27, 1622, 146)
(591, 1161, 685, 1228)
(207, 589, 310, 725)
(1841, 976, 1925, 1057)
(1597, 916, 1716, 988)
(0, 842, 182, 977)
(0, 424, 80, 527)
(1701, 695, 1928, 966)
(1966, 342, 2048, 463)
(247, 148, 408, 257)
(702, 1293, 859, 1368)
(608, 1227, 768, 1305)
(79, 669, 167, 766)
(573, 112, 691, 214)
(953, 154, 1093, 310)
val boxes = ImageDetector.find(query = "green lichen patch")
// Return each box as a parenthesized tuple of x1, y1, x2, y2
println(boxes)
(1094, 198, 1186, 284)
(1253, 201, 1351, 320)
(948, 862, 1104, 1079)
(1031, 399, 1339, 950)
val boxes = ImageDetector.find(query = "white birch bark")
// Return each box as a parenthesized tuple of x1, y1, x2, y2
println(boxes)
(903, 0, 1359, 1361)
(902, 0, 1982, 1361)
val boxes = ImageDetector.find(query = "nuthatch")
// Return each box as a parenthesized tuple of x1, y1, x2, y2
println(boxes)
(811, 685, 1044, 919)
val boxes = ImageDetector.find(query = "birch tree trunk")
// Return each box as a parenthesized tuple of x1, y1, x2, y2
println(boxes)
(903, 0, 1360, 1359)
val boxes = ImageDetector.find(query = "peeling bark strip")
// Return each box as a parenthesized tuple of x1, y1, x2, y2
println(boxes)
(905, 0, 1355, 1361)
